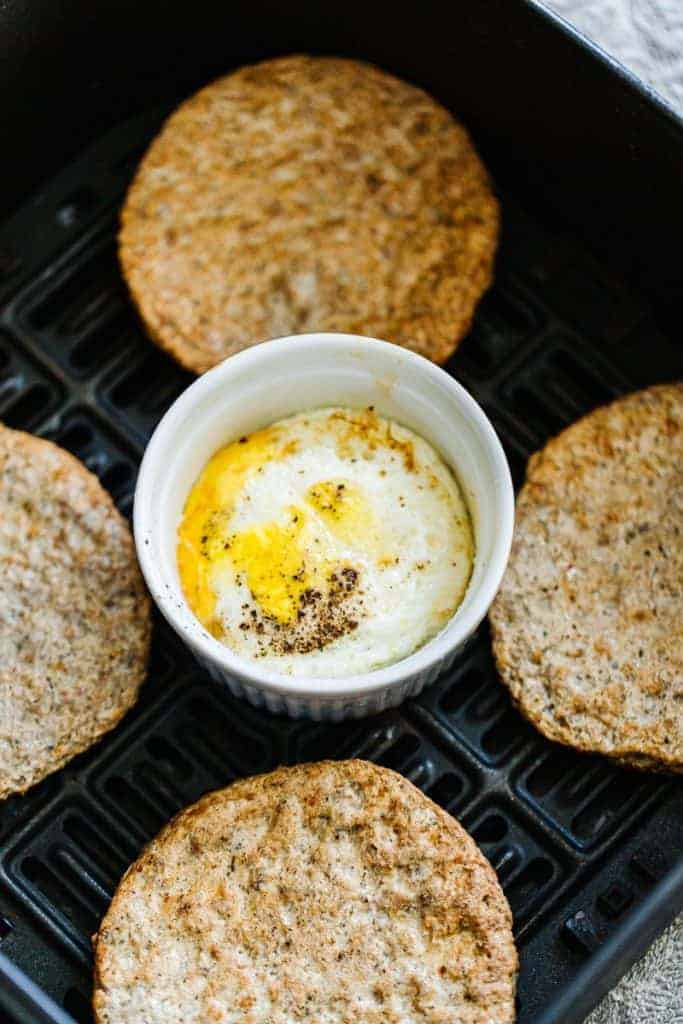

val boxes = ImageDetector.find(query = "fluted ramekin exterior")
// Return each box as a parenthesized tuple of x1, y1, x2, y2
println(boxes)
(189, 633, 471, 721)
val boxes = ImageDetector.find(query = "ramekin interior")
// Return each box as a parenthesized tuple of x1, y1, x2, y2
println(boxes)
(134, 334, 513, 700)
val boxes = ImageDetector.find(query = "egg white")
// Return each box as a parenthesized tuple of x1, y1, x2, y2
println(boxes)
(179, 408, 474, 677)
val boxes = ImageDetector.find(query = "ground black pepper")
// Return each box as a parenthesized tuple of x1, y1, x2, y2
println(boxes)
(235, 564, 364, 656)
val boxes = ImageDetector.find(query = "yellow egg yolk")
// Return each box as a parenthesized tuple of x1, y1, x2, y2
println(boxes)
(177, 426, 284, 633)
(306, 479, 376, 547)
(177, 436, 377, 634)
(227, 508, 308, 624)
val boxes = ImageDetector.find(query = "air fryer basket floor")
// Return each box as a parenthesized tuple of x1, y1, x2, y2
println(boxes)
(0, 101, 681, 1024)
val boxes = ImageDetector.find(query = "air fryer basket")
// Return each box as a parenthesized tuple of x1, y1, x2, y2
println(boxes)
(0, 2, 681, 1023)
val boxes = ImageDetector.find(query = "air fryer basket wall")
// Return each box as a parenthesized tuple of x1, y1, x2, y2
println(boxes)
(0, 2, 681, 1023)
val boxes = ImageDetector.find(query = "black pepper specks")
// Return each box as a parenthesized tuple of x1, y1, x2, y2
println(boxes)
(235, 565, 363, 657)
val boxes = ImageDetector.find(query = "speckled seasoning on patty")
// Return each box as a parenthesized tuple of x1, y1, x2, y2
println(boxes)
(0, 423, 151, 799)
(490, 383, 683, 772)
(120, 55, 499, 373)
(93, 760, 517, 1024)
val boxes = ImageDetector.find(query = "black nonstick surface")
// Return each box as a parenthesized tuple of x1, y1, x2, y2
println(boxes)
(0, 48, 682, 1024)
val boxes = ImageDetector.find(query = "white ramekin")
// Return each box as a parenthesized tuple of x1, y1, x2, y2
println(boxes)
(134, 333, 513, 721)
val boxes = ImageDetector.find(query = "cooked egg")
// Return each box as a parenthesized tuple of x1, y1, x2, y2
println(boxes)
(177, 407, 474, 676)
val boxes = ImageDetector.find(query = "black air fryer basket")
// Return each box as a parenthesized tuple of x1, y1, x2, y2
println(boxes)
(0, 2, 681, 1022)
